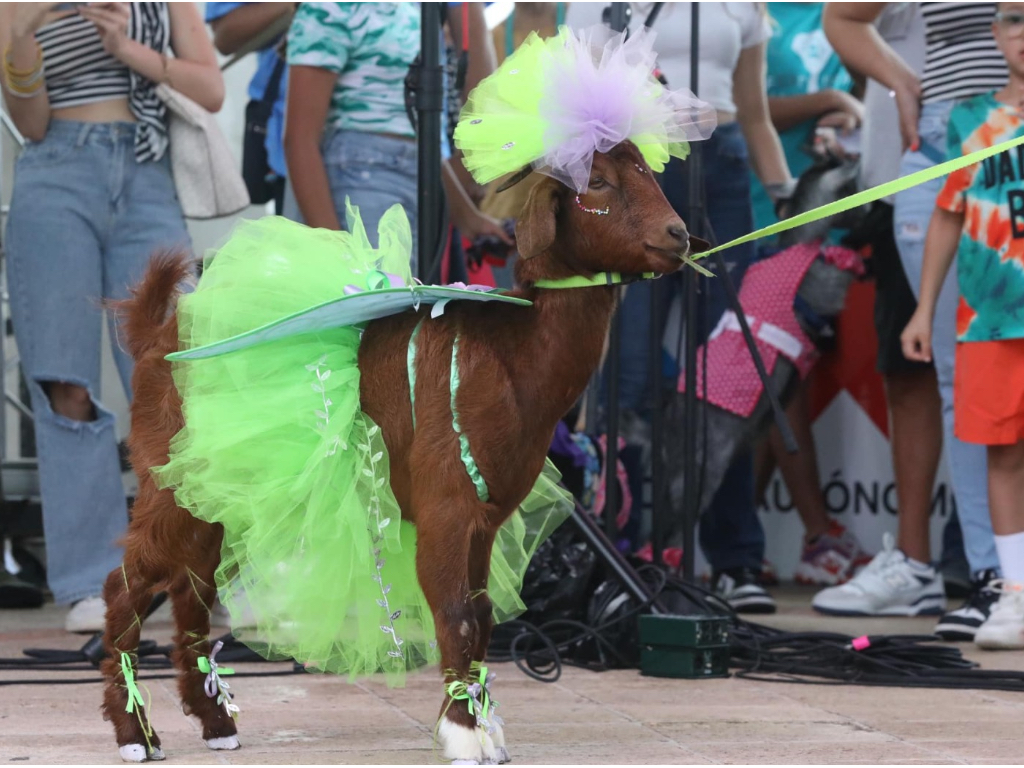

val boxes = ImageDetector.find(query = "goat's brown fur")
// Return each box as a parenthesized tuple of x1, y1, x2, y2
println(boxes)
(101, 142, 702, 760)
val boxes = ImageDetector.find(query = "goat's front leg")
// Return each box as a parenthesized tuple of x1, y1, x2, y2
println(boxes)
(100, 562, 164, 763)
(468, 527, 509, 764)
(416, 508, 499, 765)
(167, 528, 239, 753)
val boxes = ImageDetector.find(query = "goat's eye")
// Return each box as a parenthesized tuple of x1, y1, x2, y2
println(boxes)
(589, 177, 607, 189)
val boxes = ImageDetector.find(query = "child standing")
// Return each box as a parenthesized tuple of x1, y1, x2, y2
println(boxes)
(902, 4, 1024, 650)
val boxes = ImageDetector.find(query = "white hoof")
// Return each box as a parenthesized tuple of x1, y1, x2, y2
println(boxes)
(488, 721, 510, 763)
(205, 735, 240, 751)
(148, 747, 166, 761)
(118, 744, 147, 763)
(438, 718, 497, 764)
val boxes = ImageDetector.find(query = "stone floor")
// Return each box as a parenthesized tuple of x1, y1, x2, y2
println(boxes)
(2, 586, 1022, 765)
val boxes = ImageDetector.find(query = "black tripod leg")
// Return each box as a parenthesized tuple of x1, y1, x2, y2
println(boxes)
(568, 501, 664, 613)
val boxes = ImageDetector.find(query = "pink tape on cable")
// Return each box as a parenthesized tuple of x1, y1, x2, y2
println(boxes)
(851, 635, 870, 651)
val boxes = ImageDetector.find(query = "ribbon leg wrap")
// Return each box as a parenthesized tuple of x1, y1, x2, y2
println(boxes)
(197, 640, 240, 718)
(445, 665, 504, 742)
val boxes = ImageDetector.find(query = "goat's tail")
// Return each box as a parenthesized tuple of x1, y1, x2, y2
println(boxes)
(114, 250, 193, 360)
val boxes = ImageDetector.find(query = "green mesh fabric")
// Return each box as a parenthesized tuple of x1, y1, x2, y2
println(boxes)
(153, 206, 572, 684)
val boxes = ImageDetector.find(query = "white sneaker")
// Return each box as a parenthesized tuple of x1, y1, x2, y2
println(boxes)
(65, 595, 106, 633)
(974, 581, 1024, 650)
(811, 533, 946, 616)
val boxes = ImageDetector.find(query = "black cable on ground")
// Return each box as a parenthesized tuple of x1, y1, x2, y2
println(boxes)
(490, 566, 1024, 693)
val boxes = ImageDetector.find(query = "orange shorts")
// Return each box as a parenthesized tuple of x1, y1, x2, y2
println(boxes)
(955, 339, 1024, 445)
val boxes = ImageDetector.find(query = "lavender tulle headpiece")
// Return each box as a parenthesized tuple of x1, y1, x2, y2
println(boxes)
(455, 25, 718, 194)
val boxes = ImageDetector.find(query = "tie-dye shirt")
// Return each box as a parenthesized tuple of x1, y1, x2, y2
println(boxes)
(938, 93, 1024, 342)
(287, 2, 419, 137)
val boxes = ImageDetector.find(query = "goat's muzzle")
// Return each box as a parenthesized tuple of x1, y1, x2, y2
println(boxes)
(645, 217, 690, 261)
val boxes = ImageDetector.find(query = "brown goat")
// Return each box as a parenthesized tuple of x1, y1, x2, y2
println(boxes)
(101, 141, 701, 764)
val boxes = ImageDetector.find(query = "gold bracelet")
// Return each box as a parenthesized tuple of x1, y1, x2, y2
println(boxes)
(3, 41, 43, 79)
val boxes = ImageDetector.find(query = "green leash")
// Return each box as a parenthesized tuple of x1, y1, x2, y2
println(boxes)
(701, 132, 1024, 257)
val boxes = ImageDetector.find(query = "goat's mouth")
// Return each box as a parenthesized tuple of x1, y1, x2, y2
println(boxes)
(644, 243, 689, 271)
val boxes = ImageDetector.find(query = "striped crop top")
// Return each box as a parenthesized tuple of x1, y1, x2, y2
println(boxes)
(37, 13, 131, 109)
(33, 3, 171, 163)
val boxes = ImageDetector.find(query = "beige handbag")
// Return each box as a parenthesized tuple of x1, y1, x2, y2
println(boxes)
(156, 83, 251, 219)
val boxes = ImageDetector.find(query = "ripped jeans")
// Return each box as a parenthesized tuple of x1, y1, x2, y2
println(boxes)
(893, 101, 998, 577)
(4, 120, 191, 603)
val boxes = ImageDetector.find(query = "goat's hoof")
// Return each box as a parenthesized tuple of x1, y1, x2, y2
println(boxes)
(497, 746, 512, 764)
(205, 735, 240, 751)
(118, 744, 147, 763)
(438, 718, 498, 765)
(148, 747, 166, 761)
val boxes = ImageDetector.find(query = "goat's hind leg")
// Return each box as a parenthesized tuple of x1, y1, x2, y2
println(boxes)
(101, 562, 164, 763)
(168, 523, 239, 752)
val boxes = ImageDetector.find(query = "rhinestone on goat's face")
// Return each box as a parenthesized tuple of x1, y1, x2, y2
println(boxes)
(575, 195, 610, 215)
(635, 163, 647, 174)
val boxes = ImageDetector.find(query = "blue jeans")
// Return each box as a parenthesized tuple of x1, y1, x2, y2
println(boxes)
(4, 120, 191, 603)
(893, 101, 998, 577)
(613, 122, 763, 572)
(283, 129, 419, 274)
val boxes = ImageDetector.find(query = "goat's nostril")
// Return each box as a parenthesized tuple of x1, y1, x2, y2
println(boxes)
(667, 223, 688, 244)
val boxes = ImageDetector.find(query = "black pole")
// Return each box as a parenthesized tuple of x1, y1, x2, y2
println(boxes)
(680, 2, 702, 583)
(417, 4, 444, 283)
(601, 2, 631, 542)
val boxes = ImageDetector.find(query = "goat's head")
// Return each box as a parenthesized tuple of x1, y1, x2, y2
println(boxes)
(513, 141, 709, 285)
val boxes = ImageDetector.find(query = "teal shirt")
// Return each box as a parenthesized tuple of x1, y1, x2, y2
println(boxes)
(938, 94, 1024, 342)
(750, 2, 854, 235)
(288, 2, 420, 138)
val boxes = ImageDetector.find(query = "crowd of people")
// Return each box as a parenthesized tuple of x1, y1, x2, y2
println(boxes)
(0, 2, 1022, 656)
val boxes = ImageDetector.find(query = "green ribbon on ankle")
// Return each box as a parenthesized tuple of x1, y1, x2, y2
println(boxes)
(120, 653, 144, 715)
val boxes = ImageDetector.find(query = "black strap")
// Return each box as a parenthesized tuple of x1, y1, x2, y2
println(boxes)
(262, 54, 286, 108)
(643, 2, 665, 28)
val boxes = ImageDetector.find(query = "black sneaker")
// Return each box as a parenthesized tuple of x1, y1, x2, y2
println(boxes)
(934, 569, 1000, 641)
(712, 568, 777, 614)
(0, 568, 44, 609)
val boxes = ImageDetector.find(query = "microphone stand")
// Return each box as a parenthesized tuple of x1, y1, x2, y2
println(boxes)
(661, 3, 797, 582)
(416, 3, 444, 283)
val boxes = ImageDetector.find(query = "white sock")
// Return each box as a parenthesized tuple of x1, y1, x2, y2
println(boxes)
(904, 555, 933, 573)
(994, 530, 1024, 584)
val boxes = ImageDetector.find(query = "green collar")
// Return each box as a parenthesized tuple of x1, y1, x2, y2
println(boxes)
(533, 271, 657, 290)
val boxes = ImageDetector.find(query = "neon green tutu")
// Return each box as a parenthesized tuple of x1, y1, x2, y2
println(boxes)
(153, 207, 572, 685)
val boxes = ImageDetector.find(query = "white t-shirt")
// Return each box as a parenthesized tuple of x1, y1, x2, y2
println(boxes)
(565, 2, 771, 115)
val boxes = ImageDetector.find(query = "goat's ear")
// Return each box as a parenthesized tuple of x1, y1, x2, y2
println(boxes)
(516, 178, 561, 260)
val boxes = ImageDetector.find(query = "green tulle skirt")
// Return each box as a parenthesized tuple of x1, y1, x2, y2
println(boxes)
(153, 209, 572, 685)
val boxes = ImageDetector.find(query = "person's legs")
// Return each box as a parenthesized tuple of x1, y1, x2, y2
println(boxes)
(3, 122, 127, 613)
(955, 341, 1024, 649)
(664, 124, 769, 608)
(894, 103, 997, 577)
(768, 379, 830, 541)
(886, 368, 944, 562)
(987, 442, 1024, 566)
